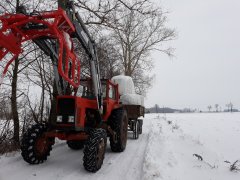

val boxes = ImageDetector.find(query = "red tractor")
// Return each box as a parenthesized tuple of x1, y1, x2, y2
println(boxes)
(0, 1, 143, 172)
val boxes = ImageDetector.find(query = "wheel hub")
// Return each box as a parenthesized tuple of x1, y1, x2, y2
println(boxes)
(35, 136, 49, 157)
(96, 138, 105, 167)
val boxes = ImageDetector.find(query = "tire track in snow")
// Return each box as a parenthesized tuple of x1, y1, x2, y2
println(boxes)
(142, 118, 164, 180)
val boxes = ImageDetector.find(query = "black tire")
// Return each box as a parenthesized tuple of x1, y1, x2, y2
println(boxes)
(133, 120, 139, 139)
(21, 124, 54, 164)
(129, 120, 134, 131)
(109, 108, 128, 152)
(67, 140, 84, 150)
(83, 129, 107, 172)
(138, 119, 143, 134)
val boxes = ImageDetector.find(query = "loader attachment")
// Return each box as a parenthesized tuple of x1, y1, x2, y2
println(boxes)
(0, 2, 103, 112)
(0, 8, 81, 89)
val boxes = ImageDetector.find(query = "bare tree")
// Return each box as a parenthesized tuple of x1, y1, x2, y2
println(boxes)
(226, 103, 233, 112)
(155, 104, 159, 113)
(74, 0, 176, 94)
(22, 49, 54, 123)
(0, 0, 54, 146)
(75, 0, 157, 27)
(229, 102, 233, 112)
(207, 105, 212, 112)
(96, 36, 121, 79)
(226, 104, 230, 112)
(215, 104, 219, 112)
(111, 8, 175, 94)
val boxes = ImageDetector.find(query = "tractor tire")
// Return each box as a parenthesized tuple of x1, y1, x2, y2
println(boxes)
(67, 140, 84, 150)
(83, 128, 107, 172)
(21, 124, 54, 164)
(109, 108, 128, 152)
(138, 119, 143, 134)
(133, 120, 139, 139)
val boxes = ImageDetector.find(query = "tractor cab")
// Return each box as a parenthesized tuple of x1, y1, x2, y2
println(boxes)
(55, 79, 121, 131)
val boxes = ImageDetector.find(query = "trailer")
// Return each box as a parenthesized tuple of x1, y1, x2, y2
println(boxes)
(110, 75, 145, 140)
(124, 105, 144, 139)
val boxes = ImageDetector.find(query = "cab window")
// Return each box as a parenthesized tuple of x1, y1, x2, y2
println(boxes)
(109, 84, 115, 99)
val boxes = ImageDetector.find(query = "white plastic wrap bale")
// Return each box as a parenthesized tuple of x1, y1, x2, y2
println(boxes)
(111, 75, 135, 95)
(120, 93, 144, 106)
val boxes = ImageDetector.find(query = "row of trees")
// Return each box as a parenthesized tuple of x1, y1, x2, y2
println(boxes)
(150, 103, 236, 114)
(207, 102, 234, 112)
(0, 0, 175, 153)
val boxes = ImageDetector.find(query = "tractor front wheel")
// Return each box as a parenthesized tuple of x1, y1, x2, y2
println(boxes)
(83, 129, 107, 172)
(21, 124, 54, 164)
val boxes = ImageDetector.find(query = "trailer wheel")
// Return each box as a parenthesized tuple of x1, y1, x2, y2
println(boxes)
(21, 124, 54, 164)
(83, 129, 107, 172)
(109, 108, 128, 152)
(133, 120, 139, 139)
(138, 119, 143, 134)
(67, 140, 84, 150)
(129, 120, 134, 131)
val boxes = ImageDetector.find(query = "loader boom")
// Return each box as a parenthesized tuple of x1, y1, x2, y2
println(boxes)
(0, 1, 103, 111)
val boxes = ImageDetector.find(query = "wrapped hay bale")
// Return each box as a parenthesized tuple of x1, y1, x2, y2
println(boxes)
(111, 75, 135, 95)
(120, 93, 144, 106)
(112, 75, 144, 106)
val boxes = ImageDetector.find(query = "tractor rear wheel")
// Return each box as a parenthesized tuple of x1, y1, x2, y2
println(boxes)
(83, 129, 107, 172)
(109, 108, 128, 152)
(21, 124, 54, 164)
(67, 140, 84, 150)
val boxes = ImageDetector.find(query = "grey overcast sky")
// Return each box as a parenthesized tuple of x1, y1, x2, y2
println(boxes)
(145, 0, 240, 111)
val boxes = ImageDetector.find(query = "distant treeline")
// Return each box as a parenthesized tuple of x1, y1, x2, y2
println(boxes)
(146, 105, 239, 114)
(146, 107, 181, 113)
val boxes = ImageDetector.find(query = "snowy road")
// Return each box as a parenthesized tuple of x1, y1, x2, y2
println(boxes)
(1, 113, 240, 180)
(0, 118, 151, 180)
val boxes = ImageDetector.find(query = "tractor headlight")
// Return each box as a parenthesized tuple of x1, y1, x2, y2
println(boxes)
(68, 116, 74, 123)
(57, 116, 62, 122)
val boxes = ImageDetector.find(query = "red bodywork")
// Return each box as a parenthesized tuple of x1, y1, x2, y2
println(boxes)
(47, 79, 121, 141)
(56, 80, 120, 128)
(0, 8, 80, 87)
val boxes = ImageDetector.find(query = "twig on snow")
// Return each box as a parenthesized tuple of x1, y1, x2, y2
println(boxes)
(193, 154, 217, 169)
(193, 154, 203, 161)
(230, 160, 240, 172)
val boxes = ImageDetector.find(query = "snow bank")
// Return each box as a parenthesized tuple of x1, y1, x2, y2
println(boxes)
(111, 75, 135, 95)
(142, 113, 240, 180)
(120, 93, 144, 106)
(143, 120, 164, 180)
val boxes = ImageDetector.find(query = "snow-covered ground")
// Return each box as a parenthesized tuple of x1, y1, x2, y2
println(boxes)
(1, 113, 240, 180)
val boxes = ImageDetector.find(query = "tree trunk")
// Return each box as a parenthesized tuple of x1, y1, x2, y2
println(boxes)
(11, 57, 20, 145)
(10, 0, 21, 146)
(48, 81, 58, 124)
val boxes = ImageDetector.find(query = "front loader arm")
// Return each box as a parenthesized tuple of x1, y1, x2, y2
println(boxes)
(0, 2, 103, 112)
(0, 8, 80, 92)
